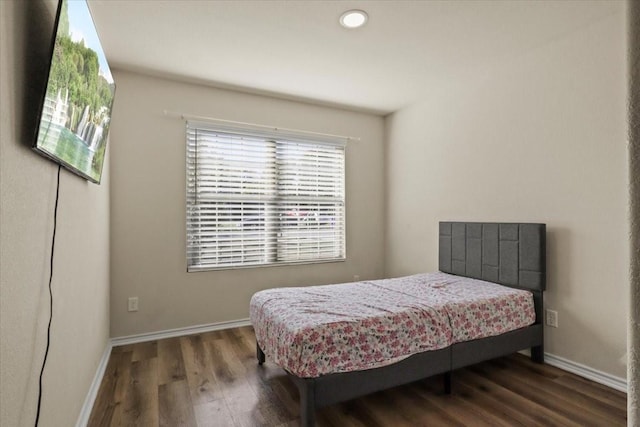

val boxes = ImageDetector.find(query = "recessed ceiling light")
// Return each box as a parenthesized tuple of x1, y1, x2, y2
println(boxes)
(339, 10, 368, 29)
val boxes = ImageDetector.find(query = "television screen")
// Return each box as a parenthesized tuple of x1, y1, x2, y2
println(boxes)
(34, 0, 115, 184)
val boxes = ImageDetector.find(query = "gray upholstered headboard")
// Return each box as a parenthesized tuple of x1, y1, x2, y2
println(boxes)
(439, 222, 546, 291)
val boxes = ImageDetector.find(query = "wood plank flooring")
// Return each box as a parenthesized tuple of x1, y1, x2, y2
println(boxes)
(88, 326, 627, 426)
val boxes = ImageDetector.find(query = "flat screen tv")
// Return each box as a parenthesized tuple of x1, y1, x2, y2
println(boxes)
(33, 0, 115, 184)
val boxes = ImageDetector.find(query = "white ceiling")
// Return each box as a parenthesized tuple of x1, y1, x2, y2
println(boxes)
(88, 0, 619, 115)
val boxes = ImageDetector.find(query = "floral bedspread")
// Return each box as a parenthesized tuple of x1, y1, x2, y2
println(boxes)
(249, 272, 534, 378)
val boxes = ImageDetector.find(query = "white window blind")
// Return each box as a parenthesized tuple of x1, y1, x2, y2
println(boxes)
(186, 123, 345, 271)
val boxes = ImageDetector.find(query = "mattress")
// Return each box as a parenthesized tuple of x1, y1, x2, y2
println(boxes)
(250, 272, 535, 378)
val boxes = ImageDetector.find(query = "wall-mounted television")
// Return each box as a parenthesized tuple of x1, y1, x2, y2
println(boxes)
(33, 0, 115, 184)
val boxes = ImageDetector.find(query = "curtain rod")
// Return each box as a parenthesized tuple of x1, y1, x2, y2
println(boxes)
(163, 110, 361, 142)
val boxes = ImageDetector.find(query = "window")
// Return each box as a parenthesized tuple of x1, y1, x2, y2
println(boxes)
(186, 122, 345, 271)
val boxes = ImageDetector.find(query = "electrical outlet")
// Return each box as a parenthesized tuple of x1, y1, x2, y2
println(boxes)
(353, 274, 360, 281)
(128, 297, 139, 312)
(545, 309, 558, 328)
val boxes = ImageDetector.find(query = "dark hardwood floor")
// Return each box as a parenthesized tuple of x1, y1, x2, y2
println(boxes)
(88, 326, 627, 426)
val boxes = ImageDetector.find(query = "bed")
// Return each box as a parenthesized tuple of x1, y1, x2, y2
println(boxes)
(250, 222, 546, 426)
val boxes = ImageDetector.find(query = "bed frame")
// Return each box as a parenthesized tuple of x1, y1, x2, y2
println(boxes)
(256, 221, 546, 427)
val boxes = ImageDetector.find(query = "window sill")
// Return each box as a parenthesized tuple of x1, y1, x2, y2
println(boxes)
(187, 257, 346, 273)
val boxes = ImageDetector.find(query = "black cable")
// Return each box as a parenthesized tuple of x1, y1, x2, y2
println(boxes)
(34, 164, 61, 427)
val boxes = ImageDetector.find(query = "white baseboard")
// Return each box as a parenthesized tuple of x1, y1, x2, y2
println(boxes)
(544, 352, 628, 393)
(110, 318, 252, 347)
(75, 342, 113, 427)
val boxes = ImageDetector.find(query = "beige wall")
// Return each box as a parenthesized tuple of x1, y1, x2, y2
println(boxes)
(109, 70, 385, 337)
(0, 1, 111, 426)
(385, 8, 628, 378)
(628, 0, 639, 420)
